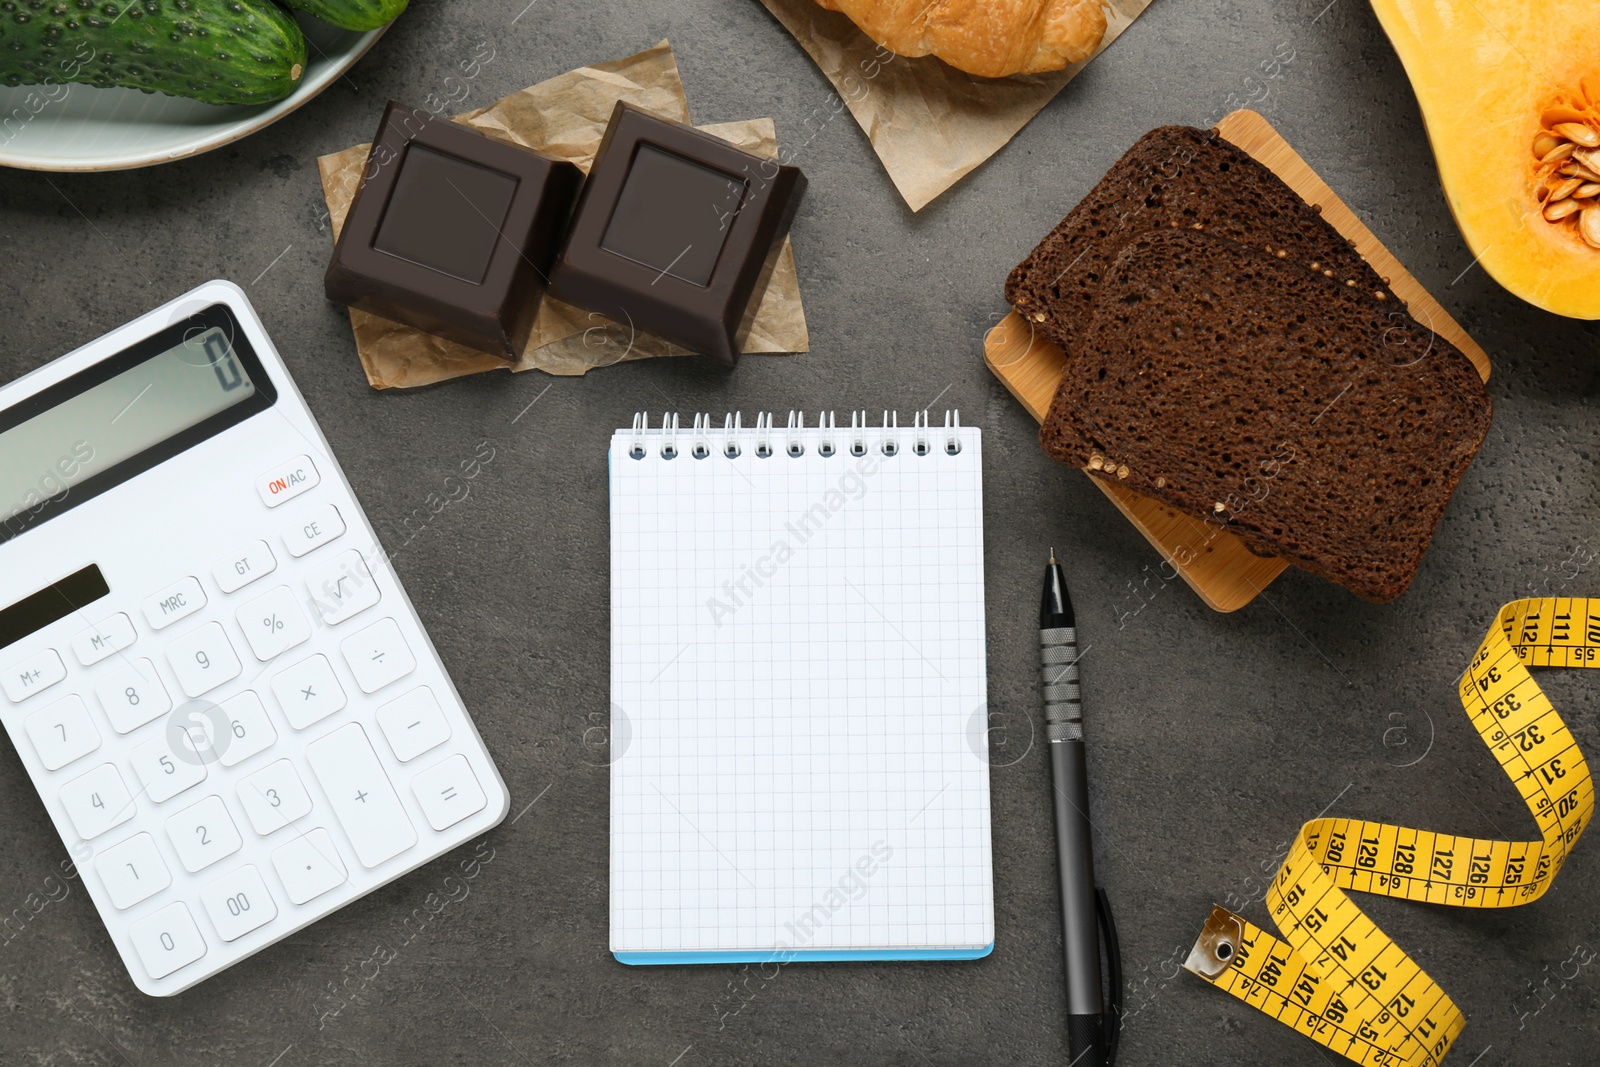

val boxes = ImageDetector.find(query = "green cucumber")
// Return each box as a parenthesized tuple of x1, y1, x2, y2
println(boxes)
(274, 0, 403, 33)
(0, 0, 307, 106)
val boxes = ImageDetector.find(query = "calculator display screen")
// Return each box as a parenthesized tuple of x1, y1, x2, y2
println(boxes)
(0, 305, 276, 545)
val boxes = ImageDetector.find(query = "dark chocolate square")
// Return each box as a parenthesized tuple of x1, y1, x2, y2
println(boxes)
(324, 100, 584, 361)
(600, 145, 747, 286)
(373, 145, 517, 283)
(549, 102, 806, 367)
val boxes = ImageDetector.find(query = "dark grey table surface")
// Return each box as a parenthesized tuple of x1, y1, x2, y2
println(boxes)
(3, 0, 1600, 1063)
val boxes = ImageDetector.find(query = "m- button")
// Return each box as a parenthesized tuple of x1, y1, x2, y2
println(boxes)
(256, 454, 320, 508)
(282, 503, 346, 558)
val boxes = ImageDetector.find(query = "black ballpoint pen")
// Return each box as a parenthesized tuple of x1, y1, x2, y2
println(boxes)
(1040, 549, 1120, 1066)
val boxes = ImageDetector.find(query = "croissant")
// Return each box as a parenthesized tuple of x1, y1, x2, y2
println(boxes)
(815, 0, 1109, 78)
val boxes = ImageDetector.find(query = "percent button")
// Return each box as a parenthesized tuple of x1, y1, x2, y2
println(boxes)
(235, 586, 312, 662)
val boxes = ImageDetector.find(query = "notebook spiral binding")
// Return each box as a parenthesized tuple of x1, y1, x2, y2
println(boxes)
(626, 410, 965, 462)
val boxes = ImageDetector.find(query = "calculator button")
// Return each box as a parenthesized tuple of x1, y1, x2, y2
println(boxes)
(237, 759, 313, 835)
(306, 550, 381, 626)
(270, 827, 347, 905)
(60, 763, 135, 840)
(2, 649, 65, 703)
(129, 901, 207, 979)
(70, 613, 136, 666)
(166, 795, 243, 873)
(340, 618, 415, 694)
(94, 658, 172, 734)
(200, 864, 277, 942)
(216, 690, 277, 768)
(25, 694, 101, 770)
(165, 623, 242, 698)
(141, 578, 207, 632)
(306, 723, 417, 868)
(282, 503, 346, 559)
(94, 832, 172, 909)
(270, 654, 347, 730)
(213, 540, 277, 594)
(130, 732, 207, 803)
(411, 754, 486, 831)
(236, 586, 311, 662)
(256, 454, 320, 508)
(376, 687, 450, 763)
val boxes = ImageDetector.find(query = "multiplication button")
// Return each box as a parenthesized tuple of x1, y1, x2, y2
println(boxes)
(2, 649, 65, 703)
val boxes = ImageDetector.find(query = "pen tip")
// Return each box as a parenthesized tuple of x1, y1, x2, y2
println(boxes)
(1048, 546, 1056, 564)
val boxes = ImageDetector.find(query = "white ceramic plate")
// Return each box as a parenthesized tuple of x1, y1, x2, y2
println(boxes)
(0, 16, 386, 172)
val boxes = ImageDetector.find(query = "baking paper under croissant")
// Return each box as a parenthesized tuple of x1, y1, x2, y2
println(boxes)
(814, 0, 1108, 78)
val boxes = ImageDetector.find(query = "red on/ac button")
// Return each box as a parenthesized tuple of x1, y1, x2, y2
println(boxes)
(256, 455, 321, 508)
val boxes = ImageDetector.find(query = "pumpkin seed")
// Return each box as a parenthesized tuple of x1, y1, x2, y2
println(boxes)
(1553, 122, 1600, 148)
(1543, 142, 1577, 164)
(1581, 205, 1600, 249)
(1561, 162, 1600, 182)
(1545, 197, 1584, 220)
(1550, 177, 1583, 201)
(1534, 132, 1563, 158)
(1577, 183, 1600, 199)
(1542, 104, 1590, 127)
(1574, 145, 1600, 170)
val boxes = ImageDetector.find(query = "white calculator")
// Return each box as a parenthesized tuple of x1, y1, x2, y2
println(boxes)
(0, 280, 509, 995)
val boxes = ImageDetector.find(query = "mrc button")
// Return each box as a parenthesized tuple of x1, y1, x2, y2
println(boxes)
(142, 576, 207, 631)
(256, 455, 320, 508)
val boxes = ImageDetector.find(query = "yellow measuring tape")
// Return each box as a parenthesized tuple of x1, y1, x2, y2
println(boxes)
(1183, 598, 1595, 1066)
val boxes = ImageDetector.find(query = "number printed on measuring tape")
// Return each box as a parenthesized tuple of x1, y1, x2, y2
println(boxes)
(1183, 598, 1595, 1066)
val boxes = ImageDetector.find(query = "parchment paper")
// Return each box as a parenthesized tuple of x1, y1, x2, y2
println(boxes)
(316, 40, 809, 389)
(756, 0, 1156, 211)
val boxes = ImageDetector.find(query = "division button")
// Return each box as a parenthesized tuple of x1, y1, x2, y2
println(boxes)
(339, 618, 415, 694)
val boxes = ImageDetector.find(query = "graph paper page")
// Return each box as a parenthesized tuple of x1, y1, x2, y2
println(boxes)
(609, 419, 992, 955)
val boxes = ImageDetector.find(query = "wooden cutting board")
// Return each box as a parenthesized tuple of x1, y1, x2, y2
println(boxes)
(984, 108, 1492, 612)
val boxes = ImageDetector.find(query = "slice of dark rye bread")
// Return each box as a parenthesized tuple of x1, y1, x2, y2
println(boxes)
(1041, 229, 1492, 603)
(1005, 125, 1391, 362)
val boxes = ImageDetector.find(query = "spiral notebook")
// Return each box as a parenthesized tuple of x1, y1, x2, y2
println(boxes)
(609, 411, 994, 964)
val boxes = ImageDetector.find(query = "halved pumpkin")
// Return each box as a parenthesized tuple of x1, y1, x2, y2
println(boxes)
(1370, 0, 1600, 318)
